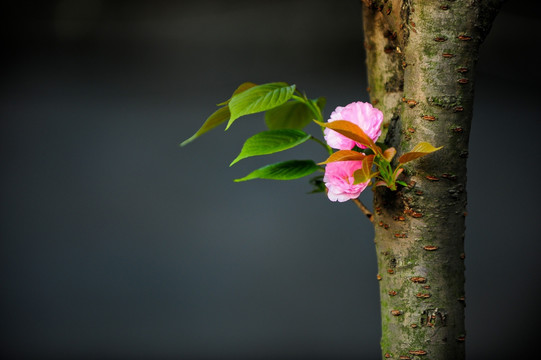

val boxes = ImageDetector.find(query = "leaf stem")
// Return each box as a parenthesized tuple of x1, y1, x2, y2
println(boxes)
(373, 155, 397, 190)
(310, 136, 333, 155)
(292, 93, 331, 155)
(292, 94, 323, 122)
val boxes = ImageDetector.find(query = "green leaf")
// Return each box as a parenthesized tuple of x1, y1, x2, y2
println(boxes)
(234, 160, 319, 182)
(181, 82, 257, 146)
(264, 96, 326, 130)
(230, 130, 311, 166)
(265, 96, 326, 130)
(180, 106, 230, 146)
(227, 82, 296, 130)
(308, 175, 326, 194)
(265, 100, 313, 130)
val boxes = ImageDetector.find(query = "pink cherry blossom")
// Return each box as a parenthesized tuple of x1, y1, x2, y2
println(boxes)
(323, 161, 369, 202)
(324, 101, 383, 150)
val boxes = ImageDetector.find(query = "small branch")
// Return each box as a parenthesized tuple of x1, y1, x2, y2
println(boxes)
(352, 198, 374, 223)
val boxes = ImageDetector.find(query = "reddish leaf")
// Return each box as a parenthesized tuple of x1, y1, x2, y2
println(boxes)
(233, 82, 258, 96)
(217, 82, 257, 106)
(318, 150, 366, 165)
(383, 147, 397, 162)
(353, 155, 376, 184)
(398, 142, 443, 164)
(315, 120, 378, 152)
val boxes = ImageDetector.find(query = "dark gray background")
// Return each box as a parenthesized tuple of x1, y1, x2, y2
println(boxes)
(2, 1, 540, 359)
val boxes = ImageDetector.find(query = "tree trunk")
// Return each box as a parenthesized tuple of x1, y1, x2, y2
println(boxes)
(362, 1, 500, 359)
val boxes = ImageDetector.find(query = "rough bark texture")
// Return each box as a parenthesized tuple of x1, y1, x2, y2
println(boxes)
(362, 1, 500, 359)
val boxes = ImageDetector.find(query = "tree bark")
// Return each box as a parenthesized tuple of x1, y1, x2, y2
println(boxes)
(362, 1, 500, 359)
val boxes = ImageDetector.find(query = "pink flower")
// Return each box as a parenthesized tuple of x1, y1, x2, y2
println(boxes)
(324, 161, 369, 202)
(324, 101, 383, 150)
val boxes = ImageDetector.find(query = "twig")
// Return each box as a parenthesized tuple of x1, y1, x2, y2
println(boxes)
(352, 198, 374, 223)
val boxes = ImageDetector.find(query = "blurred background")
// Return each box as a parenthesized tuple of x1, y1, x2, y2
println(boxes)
(2, 1, 540, 359)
